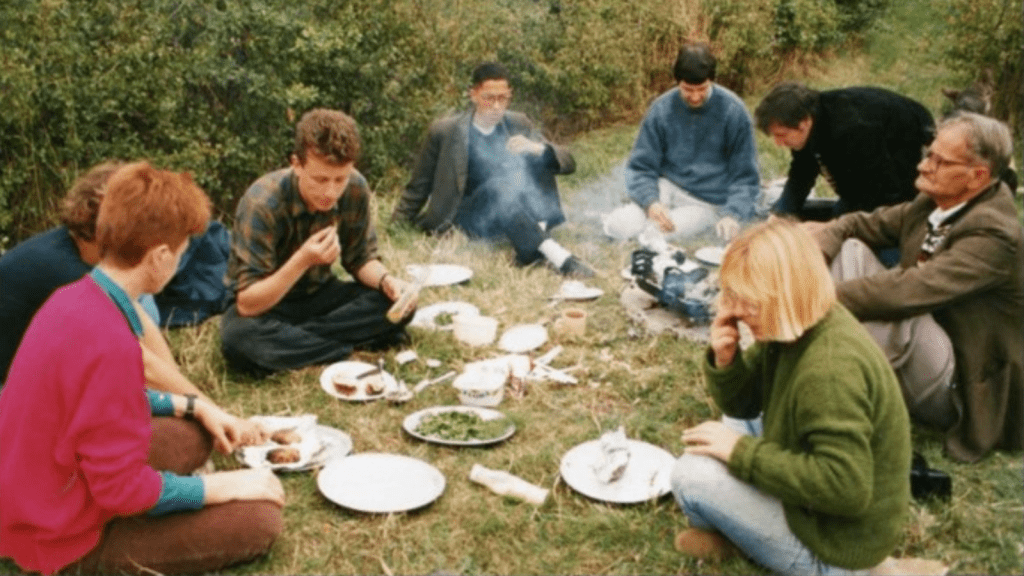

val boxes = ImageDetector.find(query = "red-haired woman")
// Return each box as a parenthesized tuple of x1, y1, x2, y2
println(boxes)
(0, 163, 284, 575)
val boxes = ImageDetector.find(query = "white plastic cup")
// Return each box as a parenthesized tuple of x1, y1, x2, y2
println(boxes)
(453, 366, 506, 407)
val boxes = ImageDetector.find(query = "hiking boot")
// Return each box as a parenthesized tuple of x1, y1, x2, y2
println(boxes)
(558, 256, 596, 279)
(673, 528, 739, 561)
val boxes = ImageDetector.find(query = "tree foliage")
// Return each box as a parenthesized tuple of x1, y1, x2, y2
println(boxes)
(943, 0, 1022, 139)
(0, 0, 891, 244)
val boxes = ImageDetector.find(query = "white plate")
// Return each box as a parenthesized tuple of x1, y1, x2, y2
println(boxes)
(238, 415, 321, 472)
(237, 422, 353, 472)
(498, 324, 548, 353)
(319, 361, 398, 401)
(317, 453, 446, 513)
(560, 439, 675, 504)
(402, 405, 516, 447)
(694, 246, 725, 267)
(409, 301, 479, 331)
(311, 424, 354, 466)
(554, 281, 604, 301)
(406, 264, 474, 287)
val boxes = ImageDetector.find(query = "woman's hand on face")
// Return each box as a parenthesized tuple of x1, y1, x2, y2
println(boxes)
(202, 469, 285, 507)
(710, 309, 741, 368)
(681, 421, 742, 463)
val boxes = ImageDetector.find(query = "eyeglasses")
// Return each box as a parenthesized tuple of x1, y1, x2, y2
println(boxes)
(921, 150, 976, 170)
(478, 93, 511, 106)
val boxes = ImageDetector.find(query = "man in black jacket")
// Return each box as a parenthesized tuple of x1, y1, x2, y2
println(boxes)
(755, 82, 935, 220)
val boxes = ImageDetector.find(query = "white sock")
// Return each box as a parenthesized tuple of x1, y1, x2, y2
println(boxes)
(538, 238, 571, 268)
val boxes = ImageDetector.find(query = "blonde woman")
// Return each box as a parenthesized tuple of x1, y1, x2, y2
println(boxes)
(670, 219, 912, 575)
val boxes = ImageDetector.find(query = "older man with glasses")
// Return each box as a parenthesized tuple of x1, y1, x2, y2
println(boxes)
(807, 111, 1023, 463)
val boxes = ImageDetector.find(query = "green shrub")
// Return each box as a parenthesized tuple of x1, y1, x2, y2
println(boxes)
(0, 0, 899, 243)
(943, 0, 1022, 140)
(773, 0, 842, 52)
(833, 0, 890, 33)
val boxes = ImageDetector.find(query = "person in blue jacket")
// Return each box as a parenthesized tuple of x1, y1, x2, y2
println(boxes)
(607, 42, 761, 242)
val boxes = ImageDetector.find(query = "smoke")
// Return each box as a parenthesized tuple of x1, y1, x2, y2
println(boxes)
(458, 138, 562, 242)
(562, 159, 631, 238)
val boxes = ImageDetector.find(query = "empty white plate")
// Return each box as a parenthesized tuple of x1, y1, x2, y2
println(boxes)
(497, 324, 548, 353)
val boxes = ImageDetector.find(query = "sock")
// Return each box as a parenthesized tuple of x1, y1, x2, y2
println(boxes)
(538, 238, 571, 268)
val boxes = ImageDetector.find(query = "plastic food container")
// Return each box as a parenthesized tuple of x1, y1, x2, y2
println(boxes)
(453, 314, 498, 347)
(453, 367, 506, 407)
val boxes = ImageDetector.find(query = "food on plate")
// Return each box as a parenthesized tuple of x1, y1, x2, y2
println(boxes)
(266, 446, 301, 464)
(592, 426, 631, 483)
(434, 311, 455, 327)
(364, 376, 386, 395)
(331, 371, 359, 396)
(270, 428, 302, 445)
(414, 411, 511, 442)
(332, 379, 358, 396)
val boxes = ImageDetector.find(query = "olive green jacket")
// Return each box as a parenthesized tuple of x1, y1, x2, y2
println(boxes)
(706, 305, 911, 569)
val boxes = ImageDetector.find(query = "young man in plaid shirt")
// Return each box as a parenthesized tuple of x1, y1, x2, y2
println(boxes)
(221, 108, 415, 375)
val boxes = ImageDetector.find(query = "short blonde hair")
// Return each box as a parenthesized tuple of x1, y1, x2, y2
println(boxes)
(719, 218, 835, 341)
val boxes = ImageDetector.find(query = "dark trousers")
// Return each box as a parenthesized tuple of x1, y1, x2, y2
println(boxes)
(220, 278, 409, 375)
(456, 185, 553, 265)
(62, 418, 282, 575)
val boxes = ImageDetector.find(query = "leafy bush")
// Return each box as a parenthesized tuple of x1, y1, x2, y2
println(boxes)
(833, 0, 890, 33)
(0, 0, 902, 244)
(773, 0, 842, 52)
(943, 0, 1022, 140)
(0, 0, 448, 240)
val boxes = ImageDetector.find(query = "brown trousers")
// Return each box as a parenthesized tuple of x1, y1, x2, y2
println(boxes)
(61, 418, 283, 575)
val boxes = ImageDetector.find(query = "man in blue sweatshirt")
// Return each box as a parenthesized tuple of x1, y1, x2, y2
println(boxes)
(610, 43, 760, 242)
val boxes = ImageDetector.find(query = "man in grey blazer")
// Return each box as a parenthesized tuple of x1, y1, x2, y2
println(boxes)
(392, 62, 593, 278)
(810, 111, 1023, 463)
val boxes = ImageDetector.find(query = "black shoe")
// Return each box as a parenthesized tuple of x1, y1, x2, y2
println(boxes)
(558, 256, 596, 278)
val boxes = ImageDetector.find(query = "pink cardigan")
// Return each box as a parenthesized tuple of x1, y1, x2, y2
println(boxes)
(0, 277, 162, 575)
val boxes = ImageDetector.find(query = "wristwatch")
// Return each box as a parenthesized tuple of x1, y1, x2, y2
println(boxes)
(184, 394, 197, 420)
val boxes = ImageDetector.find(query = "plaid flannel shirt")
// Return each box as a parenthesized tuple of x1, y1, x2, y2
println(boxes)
(225, 167, 378, 299)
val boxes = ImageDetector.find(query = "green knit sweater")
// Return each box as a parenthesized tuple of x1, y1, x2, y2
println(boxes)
(704, 304, 911, 569)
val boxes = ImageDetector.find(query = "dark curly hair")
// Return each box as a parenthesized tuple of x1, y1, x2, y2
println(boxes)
(293, 108, 362, 165)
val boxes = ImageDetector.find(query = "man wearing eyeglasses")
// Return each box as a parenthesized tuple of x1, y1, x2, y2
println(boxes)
(808, 112, 1023, 463)
(393, 62, 593, 278)
(755, 82, 935, 221)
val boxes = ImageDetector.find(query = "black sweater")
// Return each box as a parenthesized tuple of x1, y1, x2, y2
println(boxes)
(775, 87, 935, 216)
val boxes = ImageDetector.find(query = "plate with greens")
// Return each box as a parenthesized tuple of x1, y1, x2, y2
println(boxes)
(402, 405, 516, 447)
(409, 301, 480, 331)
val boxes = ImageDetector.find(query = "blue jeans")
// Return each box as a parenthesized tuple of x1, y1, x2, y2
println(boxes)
(670, 417, 869, 576)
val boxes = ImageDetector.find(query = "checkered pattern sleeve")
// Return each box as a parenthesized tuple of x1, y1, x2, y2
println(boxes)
(337, 171, 379, 276)
(227, 173, 287, 293)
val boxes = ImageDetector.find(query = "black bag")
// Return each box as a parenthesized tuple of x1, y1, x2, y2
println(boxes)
(910, 452, 951, 501)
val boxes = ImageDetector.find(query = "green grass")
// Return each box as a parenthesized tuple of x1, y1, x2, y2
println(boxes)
(2, 1, 1022, 575)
